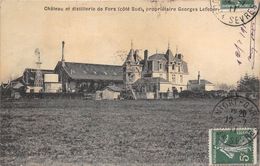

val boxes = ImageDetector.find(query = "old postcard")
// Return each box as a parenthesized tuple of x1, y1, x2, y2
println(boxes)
(0, 0, 259, 165)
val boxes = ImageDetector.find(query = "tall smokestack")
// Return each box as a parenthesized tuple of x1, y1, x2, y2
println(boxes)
(144, 50, 148, 62)
(198, 71, 200, 85)
(62, 41, 65, 61)
(144, 50, 148, 71)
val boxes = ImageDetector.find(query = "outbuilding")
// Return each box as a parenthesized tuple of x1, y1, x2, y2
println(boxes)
(187, 71, 215, 91)
(95, 85, 122, 100)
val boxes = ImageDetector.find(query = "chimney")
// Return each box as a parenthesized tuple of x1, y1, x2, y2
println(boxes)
(178, 54, 182, 59)
(198, 71, 201, 85)
(144, 50, 148, 70)
(62, 41, 65, 61)
(144, 50, 148, 62)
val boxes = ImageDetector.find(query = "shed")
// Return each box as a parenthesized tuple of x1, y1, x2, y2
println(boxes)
(95, 85, 122, 100)
(187, 79, 215, 91)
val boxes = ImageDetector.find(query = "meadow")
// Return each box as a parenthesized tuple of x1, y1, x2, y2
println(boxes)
(0, 98, 253, 165)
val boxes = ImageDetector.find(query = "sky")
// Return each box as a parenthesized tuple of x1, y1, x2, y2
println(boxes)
(1, 0, 260, 85)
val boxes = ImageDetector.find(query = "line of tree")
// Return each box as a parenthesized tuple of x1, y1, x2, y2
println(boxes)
(215, 83, 235, 91)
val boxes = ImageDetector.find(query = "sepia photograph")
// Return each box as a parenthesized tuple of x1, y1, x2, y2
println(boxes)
(0, 0, 259, 165)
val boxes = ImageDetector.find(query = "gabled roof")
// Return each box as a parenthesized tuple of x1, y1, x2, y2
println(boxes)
(55, 61, 123, 81)
(188, 79, 213, 85)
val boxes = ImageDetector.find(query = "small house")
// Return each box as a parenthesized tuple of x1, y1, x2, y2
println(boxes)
(187, 72, 215, 91)
(95, 85, 122, 100)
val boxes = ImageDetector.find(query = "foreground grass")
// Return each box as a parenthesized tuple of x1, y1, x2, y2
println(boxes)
(0, 98, 246, 165)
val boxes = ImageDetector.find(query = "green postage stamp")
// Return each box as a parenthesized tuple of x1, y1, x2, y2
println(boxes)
(209, 128, 257, 165)
(220, 0, 255, 9)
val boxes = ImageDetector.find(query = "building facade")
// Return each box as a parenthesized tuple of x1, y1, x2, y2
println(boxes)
(10, 41, 189, 99)
(123, 43, 189, 95)
(54, 61, 123, 93)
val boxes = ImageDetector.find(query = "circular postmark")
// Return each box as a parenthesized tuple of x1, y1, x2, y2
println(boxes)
(210, 0, 260, 26)
(211, 96, 259, 146)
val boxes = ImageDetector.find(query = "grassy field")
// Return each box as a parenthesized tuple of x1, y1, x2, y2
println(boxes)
(0, 98, 256, 165)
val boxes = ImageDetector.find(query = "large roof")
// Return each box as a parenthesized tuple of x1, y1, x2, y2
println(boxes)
(148, 54, 167, 61)
(148, 53, 188, 74)
(188, 79, 213, 85)
(56, 61, 123, 81)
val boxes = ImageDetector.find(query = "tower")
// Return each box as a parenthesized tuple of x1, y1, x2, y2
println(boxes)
(165, 42, 174, 82)
(34, 48, 43, 87)
(123, 40, 142, 86)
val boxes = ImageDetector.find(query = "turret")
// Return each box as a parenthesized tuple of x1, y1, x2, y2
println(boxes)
(123, 41, 142, 85)
(165, 42, 174, 63)
(165, 42, 174, 81)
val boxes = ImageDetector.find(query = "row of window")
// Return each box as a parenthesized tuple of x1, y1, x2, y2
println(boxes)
(172, 74, 183, 83)
(158, 74, 183, 84)
(158, 62, 181, 72)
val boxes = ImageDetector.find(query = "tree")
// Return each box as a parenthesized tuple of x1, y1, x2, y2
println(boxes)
(237, 74, 259, 92)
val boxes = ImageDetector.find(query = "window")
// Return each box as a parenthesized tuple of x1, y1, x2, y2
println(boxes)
(172, 74, 176, 83)
(178, 66, 181, 72)
(159, 63, 162, 70)
(172, 64, 175, 70)
(180, 75, 183, 83)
